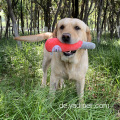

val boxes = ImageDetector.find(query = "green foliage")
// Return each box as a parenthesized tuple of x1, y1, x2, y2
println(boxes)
(0, 37, 119, 119)
(1, 0, 8, 16)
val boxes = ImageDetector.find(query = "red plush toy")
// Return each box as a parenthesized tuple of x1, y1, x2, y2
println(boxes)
(45, 38, 95, 52)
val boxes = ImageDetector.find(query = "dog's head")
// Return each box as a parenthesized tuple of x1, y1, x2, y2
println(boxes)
(53, 18, 91, 57)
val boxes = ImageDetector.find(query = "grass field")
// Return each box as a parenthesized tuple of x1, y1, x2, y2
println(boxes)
(0, 36, 120, 120)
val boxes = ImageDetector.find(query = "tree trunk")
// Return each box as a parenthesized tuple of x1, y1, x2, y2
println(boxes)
(6, 0, 21, 46)
(95, 8, 97, 28)
(43, 0, 52, 32)
(30, 0, 33, 35)
(18, 17, 19, 34)
(52, 0, 62, 31)
(21, 0, 24, 34)
(74, 0, 78, 18)
(34, 0, 52, 32)
(116, 12, 120, 27)
(5, 14, 10, 38)
(34, 2, 37, 29)
(97, 0, 103, 44)
(101, 0, 108, 35)
(44, 10, 48, 32)
(0, 16, 1, 39)
(47, 0, 51, 31)
(72, 0, 75, 17)
(68, 0, 71, 17)
(83, 0, 88, 23)
(38, 10, 40, 33)
(109, 11, 114, 39)
(116, 11, 120, 38)
(60, 0, 67, 18)
(80, 0, 85, 20)
(9, 24, 10, 37)
(72, 0, 78, 18)
(109, 0, 115, 39)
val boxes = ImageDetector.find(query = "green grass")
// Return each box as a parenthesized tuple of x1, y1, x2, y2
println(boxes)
(0, 37, 120, 120)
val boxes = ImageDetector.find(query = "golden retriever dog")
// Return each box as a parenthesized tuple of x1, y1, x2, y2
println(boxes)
(15, 18, 91, 102)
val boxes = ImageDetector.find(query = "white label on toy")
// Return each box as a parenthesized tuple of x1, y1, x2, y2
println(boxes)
(52, 45, 62, 52)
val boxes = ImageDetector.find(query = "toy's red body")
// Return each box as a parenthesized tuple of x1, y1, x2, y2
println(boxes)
(45, 38, 95, 52)
(45, 38, 83, 52)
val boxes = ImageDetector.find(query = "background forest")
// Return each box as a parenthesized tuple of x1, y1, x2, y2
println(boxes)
(0, 0, 120, 120)
(0, 0, 120, 41)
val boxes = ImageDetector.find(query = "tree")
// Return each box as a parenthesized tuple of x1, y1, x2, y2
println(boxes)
(4, 14, 10, 38)
(21, 0, 24, 34)
(6, 0, 21, 46)
(52, 0, 62, 31)
(30, 0, 33, 34)
(72, 0, 79, 18)
(97, 0, 103, 44)
(0, 16, 2, 39)
(0, 4, 2, 39)
(83, 0, 94, 23)
(35, 0, 52, 32)
(80, 0, 85, 20)
(101, 0, 109, 34)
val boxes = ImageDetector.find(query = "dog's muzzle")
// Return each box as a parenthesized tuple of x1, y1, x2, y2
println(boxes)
(61, 33, 77, 56)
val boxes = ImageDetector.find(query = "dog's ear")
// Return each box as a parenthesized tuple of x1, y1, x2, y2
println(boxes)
(86, 26, 92, 42)
(53, 24, 58, 38)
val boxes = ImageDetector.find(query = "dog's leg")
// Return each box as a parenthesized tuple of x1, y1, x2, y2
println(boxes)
(59, 79, 65, 89)
(50, 74, 58, 92)
(42, 62, 50, 86)
(76, 77, 85, 103)
(49, 74, 59, 97)
(42, 53, 51, 86)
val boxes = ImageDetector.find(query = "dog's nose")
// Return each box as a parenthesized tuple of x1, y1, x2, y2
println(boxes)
(62, 33, 71, 43)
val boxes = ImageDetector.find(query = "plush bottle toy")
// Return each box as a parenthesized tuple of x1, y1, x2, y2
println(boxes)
(45, 38, 95, 52)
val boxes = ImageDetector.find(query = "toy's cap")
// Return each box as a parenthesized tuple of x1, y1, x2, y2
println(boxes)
(81, 41, 96, 49)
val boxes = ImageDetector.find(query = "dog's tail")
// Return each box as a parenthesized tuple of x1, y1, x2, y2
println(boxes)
(14, 32, 53, 42)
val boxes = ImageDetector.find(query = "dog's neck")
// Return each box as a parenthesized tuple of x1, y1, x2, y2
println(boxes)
(60, 49, 85, 64)
(60, 54, 76, 63)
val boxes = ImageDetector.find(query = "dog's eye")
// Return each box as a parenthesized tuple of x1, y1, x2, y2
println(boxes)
(75, 26, 81, 30)
(60, 25, 65, 30)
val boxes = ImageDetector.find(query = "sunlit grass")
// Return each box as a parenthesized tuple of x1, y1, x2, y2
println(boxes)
(0, 37, 119, 119)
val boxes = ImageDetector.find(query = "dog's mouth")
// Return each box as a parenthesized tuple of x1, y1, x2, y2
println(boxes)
(63, 50, 76, 56)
